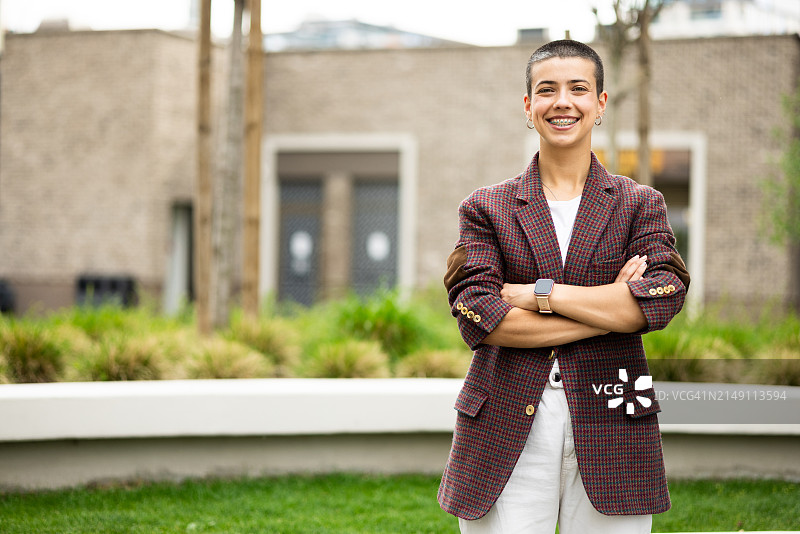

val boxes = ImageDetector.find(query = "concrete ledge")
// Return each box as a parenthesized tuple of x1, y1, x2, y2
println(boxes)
(2, 379, 799, 442)
(0, 378, 461, 441)
(0, 379, 798, 490)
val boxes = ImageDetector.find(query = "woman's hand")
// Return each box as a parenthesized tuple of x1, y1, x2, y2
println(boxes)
(615, 254, 648, 283)
(501, 253, 646, 312)
(500, 283, 538, 311)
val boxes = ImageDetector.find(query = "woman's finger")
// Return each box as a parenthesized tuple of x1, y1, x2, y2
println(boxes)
(615, 255, 647, 283)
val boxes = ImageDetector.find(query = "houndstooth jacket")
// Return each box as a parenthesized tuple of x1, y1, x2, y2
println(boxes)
(438, 152, 689, 520)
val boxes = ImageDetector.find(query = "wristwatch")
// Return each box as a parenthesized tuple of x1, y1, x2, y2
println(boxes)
(534, 278, 555, 314)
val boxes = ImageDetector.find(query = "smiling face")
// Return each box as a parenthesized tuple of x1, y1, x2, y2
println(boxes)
(524, 56, 607, 153)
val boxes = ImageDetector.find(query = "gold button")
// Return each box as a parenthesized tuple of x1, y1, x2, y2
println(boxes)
(525, 405, 535, 416)
(461, 307, 468, 315)
(657, 287, 664, 295)
(548, 349, 555, 360)
(668, 285, 676, 292)
(648, 288, 658, 296)
(473, 315, 481, 323)
(456, 302, 464, 310)
(467, 311, 475, 319)
(663, 286, 672, 294)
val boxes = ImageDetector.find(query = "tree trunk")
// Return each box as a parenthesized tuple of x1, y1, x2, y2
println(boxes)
(242, 0, 263, 318)
(593, 1, 633, 175)
(211, 0, 245, 329)
(195, 0, 213, 335)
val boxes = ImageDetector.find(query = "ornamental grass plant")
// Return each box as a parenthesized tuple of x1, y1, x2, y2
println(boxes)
(224, 312, 299, 377)
(186, 338, 274, 379)
(73, 335, 166, 382)
(395, 349, 472, 378)
(303, 339, 391, 378)
(0, 320, 64, 383)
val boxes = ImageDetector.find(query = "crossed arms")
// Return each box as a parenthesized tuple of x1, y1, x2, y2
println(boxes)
(482, 256, 648, 348)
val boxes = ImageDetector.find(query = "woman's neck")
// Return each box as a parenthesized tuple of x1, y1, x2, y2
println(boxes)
(538, 143, 592, 199)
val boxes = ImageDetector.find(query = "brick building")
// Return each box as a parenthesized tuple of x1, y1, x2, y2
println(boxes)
(1, 29, 798, 313)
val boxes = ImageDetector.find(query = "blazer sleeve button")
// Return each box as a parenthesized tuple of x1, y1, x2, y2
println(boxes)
(467, 310, 475, 319)
(525, 405, 535, 416)
(456, 302, 464, 310)
(648, 288, 658, 296)
(473, 315, 481, 323)
(668, 284, 676, 292)
(461, 307, 468, 315)
(657, 287, 665, 295)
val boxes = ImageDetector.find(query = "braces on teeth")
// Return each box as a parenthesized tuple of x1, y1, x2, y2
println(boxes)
(550, 118, 578, 126)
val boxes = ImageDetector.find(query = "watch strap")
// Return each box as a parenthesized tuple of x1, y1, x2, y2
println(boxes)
(536, 295, 553, 313)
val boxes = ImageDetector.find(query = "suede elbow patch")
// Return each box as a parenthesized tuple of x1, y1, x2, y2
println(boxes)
(661, 251, 690, 290)
(444, 245, 468, 292)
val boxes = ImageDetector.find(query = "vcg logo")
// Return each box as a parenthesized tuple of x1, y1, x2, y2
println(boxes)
(592, 369, 653, 415)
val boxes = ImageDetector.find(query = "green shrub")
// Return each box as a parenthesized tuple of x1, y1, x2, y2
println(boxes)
(54, 304, 136, 341)
(188, 338, 274, 379)
(0, 321, 63, 383)
(52, 303, 186, 341)
(395, 349, 471, 378)
(304, 339, 390, 378)
(325, 290, 432, 361)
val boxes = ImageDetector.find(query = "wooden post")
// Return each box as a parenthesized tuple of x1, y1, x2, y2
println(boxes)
(195, 0, 213, 334)
(636, 1, 653, 187)
(242, 0, 263, 317)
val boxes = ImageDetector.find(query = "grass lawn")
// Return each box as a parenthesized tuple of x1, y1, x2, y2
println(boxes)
(0, 475, 797, 533)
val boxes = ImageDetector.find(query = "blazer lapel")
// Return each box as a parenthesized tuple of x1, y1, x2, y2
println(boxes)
(515, 154, 564, 283)
(563, 154, 617, 284)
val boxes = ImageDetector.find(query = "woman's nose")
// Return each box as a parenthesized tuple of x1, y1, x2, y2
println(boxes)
(554, 89, 571, 108)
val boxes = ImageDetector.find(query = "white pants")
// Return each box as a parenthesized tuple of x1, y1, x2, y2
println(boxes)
(459, 374, 652, 534)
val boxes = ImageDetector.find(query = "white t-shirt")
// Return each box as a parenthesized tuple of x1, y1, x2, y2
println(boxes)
(546, 195, 582, 387)
(547, 196, 582, 265)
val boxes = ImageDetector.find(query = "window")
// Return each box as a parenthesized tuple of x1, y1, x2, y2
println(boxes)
(689, 0, 722, 19)
(595, 148, 691, 262)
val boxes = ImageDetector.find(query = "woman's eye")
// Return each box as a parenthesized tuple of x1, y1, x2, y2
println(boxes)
(573, 86, 589, 92)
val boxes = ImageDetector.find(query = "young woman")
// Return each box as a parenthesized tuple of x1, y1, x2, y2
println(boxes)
(438, 40, 690, 534)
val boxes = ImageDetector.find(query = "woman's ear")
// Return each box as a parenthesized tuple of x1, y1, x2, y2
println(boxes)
(597, 91, 608, 115)
(523, 93, 532, 118)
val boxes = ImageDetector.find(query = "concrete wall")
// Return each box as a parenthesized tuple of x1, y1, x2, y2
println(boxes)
(0, 379, 797, 491)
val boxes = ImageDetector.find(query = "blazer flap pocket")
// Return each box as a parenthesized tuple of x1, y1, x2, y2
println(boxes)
(625, 388, 662, 419)
(454, 385, 489, 418)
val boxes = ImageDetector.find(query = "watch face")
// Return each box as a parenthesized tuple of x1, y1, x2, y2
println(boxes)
(534, 278, 554, 295)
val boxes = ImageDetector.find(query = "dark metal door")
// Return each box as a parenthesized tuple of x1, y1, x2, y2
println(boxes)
(278, 180, 322, 306)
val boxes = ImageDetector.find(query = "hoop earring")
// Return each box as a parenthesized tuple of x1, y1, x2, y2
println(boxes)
(594, 116, 603, 126)
(526, 118, 535, 130)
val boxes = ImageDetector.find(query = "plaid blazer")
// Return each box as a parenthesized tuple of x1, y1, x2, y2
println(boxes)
(438, 152, 689, 520)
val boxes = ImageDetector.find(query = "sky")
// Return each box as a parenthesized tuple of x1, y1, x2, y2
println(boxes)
(1, 0, 611, 46)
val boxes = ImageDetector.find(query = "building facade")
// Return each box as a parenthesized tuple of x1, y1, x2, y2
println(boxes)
(1, 29, 798, 313)
(651, 0, 800, 39)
